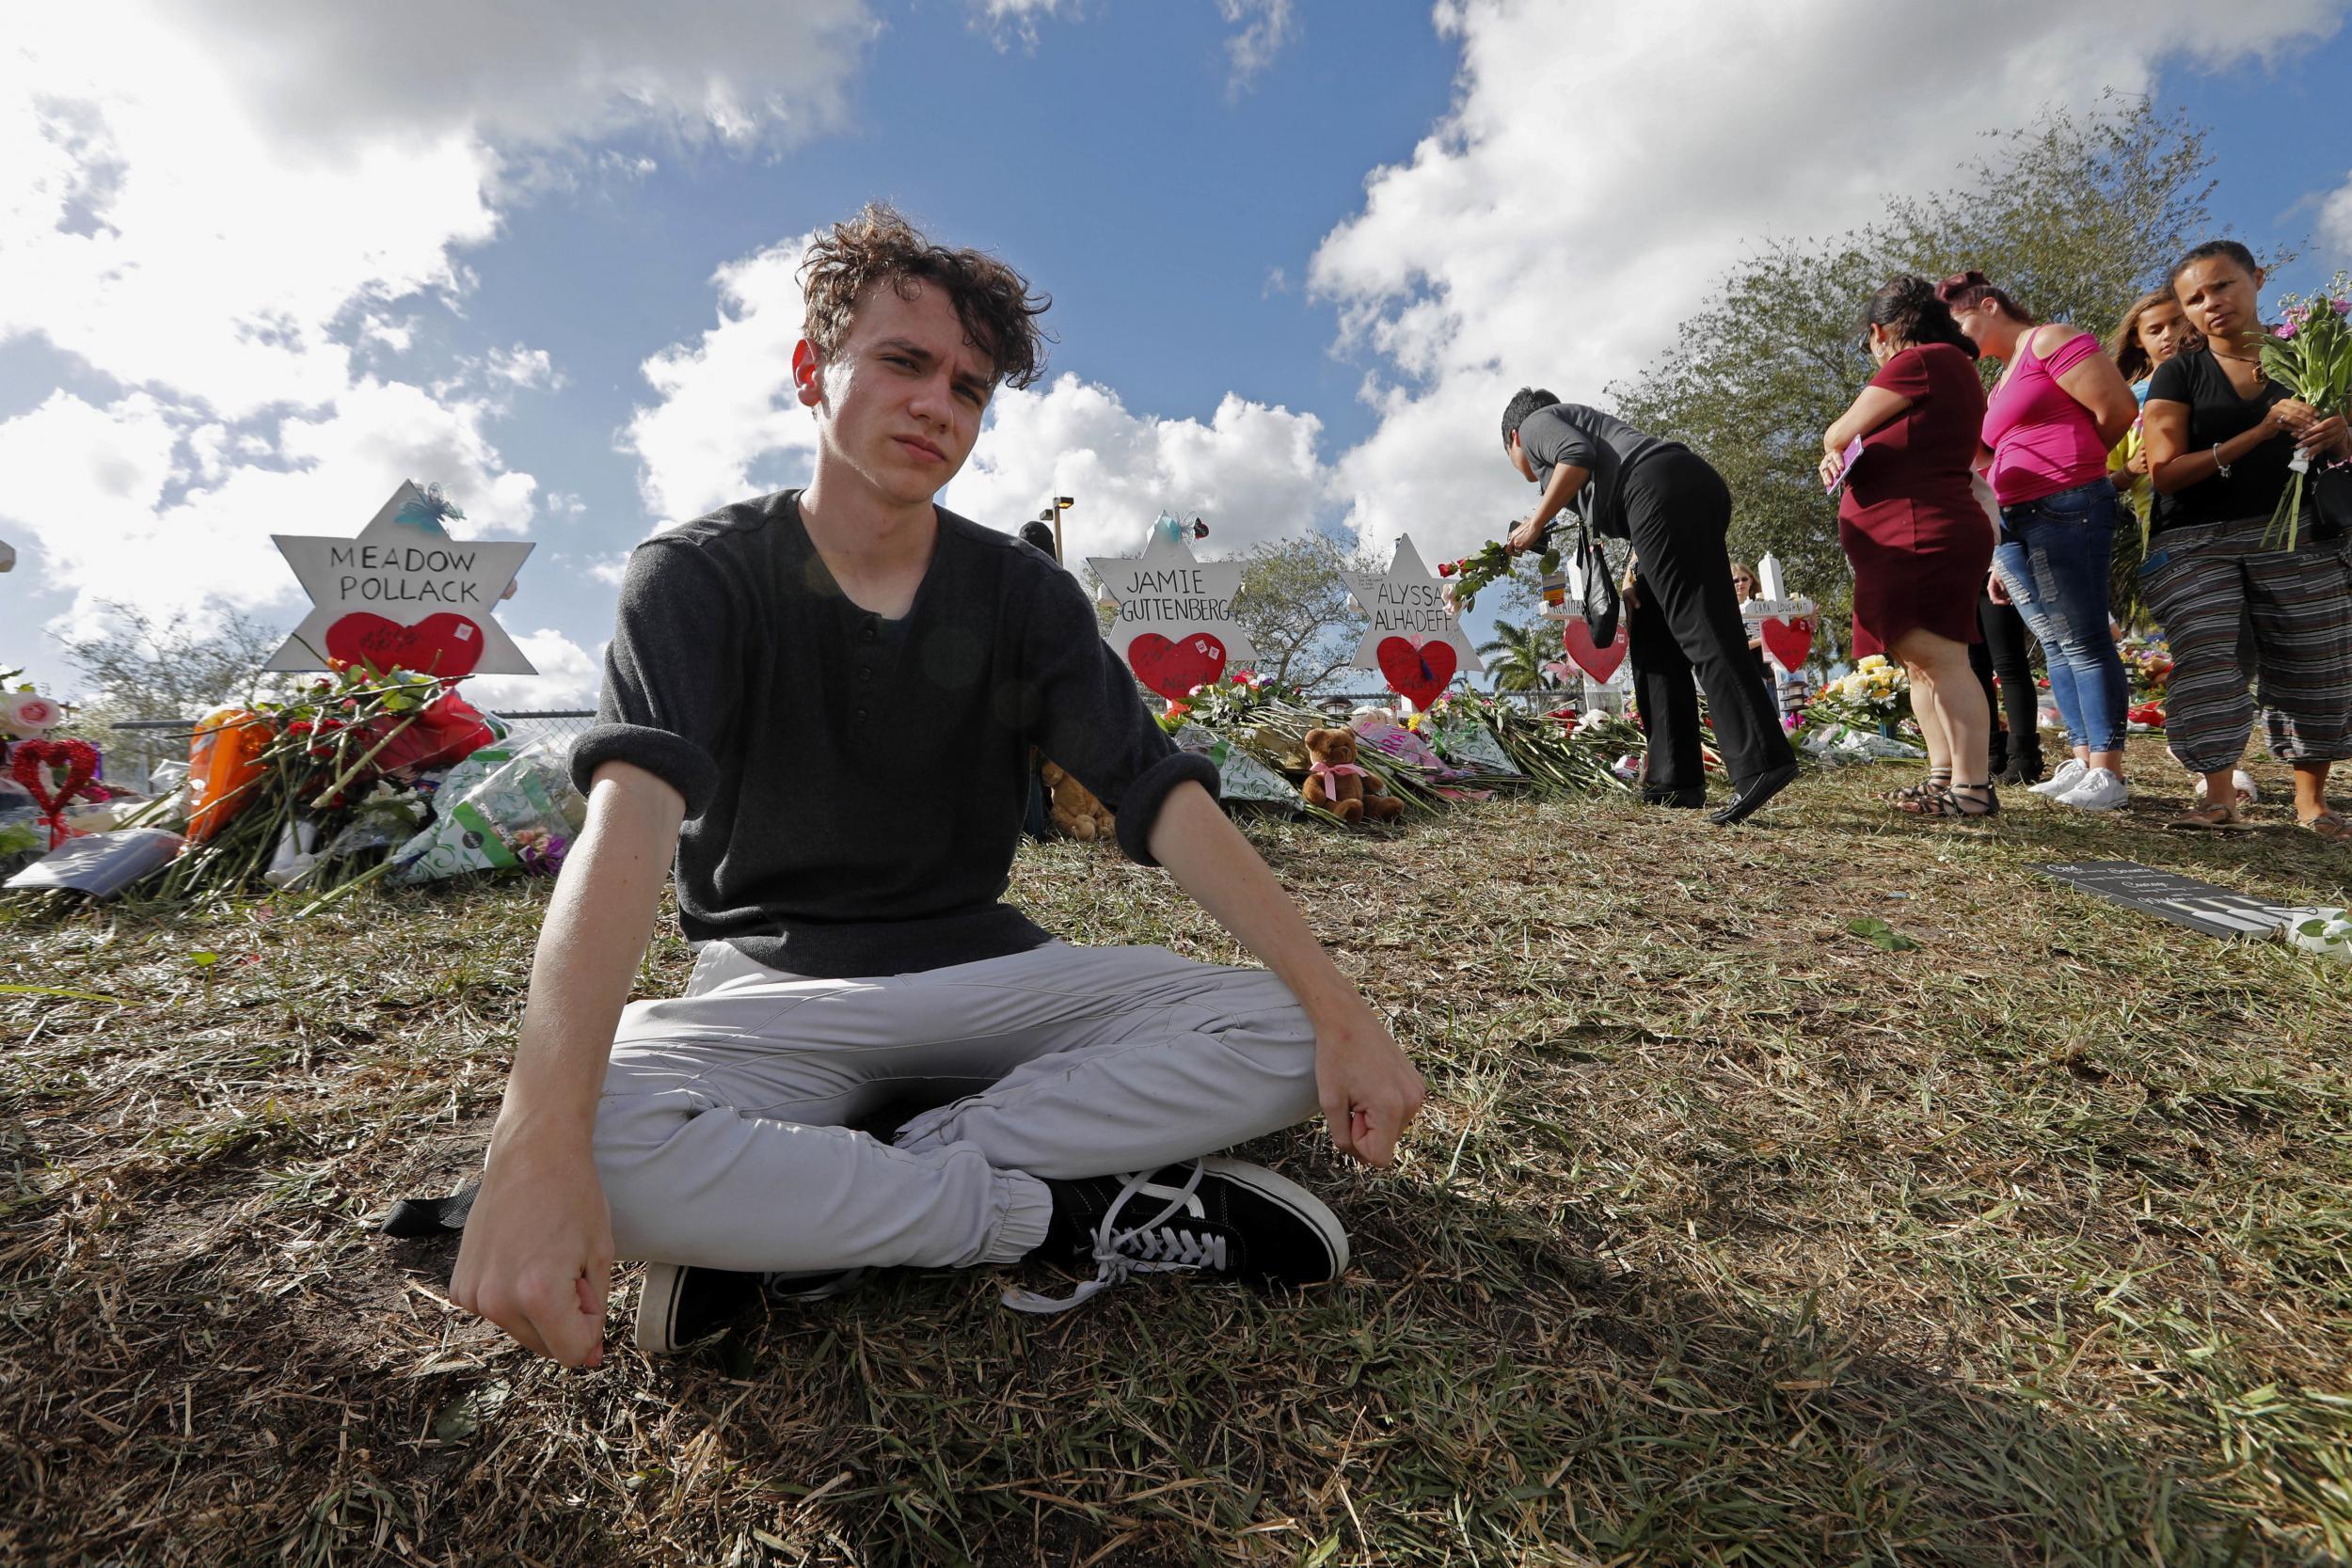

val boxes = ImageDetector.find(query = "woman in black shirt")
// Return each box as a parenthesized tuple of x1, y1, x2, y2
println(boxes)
(2143, 241, 2352, 835)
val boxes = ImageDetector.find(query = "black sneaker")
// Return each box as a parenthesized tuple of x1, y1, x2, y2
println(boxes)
(633, 1264, 866, 1354)
(1708, 762, 1800, 826)
(1641, 785, 1707, 808)
(1005, 1157, 1347, 1314)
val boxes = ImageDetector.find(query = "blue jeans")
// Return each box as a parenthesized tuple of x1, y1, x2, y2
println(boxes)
(1994, 478, 2129, 752)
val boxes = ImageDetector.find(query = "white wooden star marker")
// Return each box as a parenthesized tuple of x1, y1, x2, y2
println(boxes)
(1086, 525, 1255, 700)
(264, 481, 535, 678)
(1342, 534, 1483, 675)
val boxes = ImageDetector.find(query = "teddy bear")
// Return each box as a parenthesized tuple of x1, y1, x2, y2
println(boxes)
(1299, 726, 1404, 825)
(1040, 759, 1118, 842)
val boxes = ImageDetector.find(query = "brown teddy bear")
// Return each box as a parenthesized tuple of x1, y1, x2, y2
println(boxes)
(1299, 726, 1404, 825)
(1040, 760, 1118, 842)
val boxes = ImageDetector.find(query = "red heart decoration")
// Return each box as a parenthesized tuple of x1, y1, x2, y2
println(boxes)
(325, 611, 485, 679)
(1759, 615, 1815, 672)
(1560, 620, 1628, 683)
(1129, 631, 1227, 701)
(1376, 636, 1457, 708)
(10, 736, 101, 847)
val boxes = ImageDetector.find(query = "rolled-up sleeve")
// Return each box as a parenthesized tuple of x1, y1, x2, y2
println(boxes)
(569, 540, 735, 817)
(1021, 566, 1219, 866)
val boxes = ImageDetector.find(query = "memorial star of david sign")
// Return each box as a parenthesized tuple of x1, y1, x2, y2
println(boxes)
(1343, 535, 1482, 706)
(264, 481, 536, 678)
(1086, 526, 1253, 702)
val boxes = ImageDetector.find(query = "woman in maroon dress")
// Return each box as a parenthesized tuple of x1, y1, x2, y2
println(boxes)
(1820, 276, 1998, 817)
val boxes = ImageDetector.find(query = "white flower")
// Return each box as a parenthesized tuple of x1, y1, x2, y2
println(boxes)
(3, 691, 61, 735)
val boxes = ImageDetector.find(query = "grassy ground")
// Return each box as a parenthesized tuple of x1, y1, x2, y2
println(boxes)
(4, 738, 2350, 1567)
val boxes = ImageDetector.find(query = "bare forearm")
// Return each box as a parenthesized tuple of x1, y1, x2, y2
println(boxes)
(493, 768, 683, 1150)
(2151, 414, 2280, 494)
(1147, 783, 1366, 1026)
(1527, 463, 1588, 531)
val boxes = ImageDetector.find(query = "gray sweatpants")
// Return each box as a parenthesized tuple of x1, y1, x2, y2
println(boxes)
(595, 940, 1321, 1274)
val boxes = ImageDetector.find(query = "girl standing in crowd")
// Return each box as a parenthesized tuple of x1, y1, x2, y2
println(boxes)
(1939, 271, 2140, 812)
(2142, 240, 2352, 836)
(1820, 277, 1996, 818)
(2108, 287, 2204, 523)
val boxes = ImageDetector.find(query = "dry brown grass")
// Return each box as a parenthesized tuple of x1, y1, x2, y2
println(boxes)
(4, 738, 2350, 1566)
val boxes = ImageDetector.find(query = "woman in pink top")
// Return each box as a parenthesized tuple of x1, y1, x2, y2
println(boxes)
(1938, 271, 2138, 812)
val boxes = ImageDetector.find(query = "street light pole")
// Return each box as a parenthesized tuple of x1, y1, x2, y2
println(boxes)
(1049, 495, 1074, 562)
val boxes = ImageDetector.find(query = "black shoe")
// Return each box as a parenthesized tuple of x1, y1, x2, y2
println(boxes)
(634, 1264, 866, 1354)
(1008, 1157, 1348, 1313)
(1641, 786, 1707, 809)
(1988, 728, 2010, 780)
(2000, 740, 2045, 786)
(1708, 762, 1800, 826)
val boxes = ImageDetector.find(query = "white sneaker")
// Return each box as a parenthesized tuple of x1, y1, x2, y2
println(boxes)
(2058, 767, 2129, 812)
(2030, 758, 2089, 798)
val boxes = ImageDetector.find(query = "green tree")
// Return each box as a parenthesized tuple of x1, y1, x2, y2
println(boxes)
(1230, 533, 1379, 690)
(56, 600, 287, 721)
(1476, 619, 1556, 692)
(1611, 96, 2223, 634)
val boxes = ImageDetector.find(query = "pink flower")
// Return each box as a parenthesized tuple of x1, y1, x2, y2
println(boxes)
(2274, 322, 2297, 340)
(2335, 299, 2351, 316)
(3, 692, 60, 734)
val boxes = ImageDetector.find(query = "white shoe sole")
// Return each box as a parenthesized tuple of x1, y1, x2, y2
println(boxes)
(634, 1261, 692, 1355)
(1200, 1155, 1350, 1281)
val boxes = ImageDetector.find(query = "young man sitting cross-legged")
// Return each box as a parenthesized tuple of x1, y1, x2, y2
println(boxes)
(448, 205, 1430, 1363)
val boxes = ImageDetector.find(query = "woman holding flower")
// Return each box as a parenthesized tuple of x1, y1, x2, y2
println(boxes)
(1820, 277, 1997, 817)
(2143, 241, 2352, 836)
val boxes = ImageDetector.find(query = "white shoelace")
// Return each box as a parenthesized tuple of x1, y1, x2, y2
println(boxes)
(1002, 1164, 1229, 1315)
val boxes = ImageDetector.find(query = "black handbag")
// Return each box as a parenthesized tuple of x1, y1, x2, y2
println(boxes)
(2307, 458, 2352, 542)
(1568, 514, 1622, 647)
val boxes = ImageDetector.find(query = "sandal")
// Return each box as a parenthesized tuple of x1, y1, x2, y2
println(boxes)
(1880, 773, 1950, 803)
(1899, 783, 1998, 819)
(2165, 805, 2262, 832)
(2298, 811, 2352, 842)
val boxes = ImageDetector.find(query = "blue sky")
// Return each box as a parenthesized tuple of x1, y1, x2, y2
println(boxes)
(5, 1, 2350, 708)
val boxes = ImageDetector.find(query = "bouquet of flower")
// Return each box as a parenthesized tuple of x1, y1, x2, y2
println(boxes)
(2260, 272, 2352, 547)
(1438, 532, 1561, 613)
(94, 661, 501, 906)
(2117, 634, 2173, 704)
(1156, 667, 1302, 732)
(1819, 655, 1913, 723)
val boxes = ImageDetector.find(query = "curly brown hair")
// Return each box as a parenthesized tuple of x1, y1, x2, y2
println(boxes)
(797, 203, 1052, 390)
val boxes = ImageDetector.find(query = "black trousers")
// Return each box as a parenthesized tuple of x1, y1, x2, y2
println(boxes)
(1968, 592, 2039, 749)
(1624, 450, 1798, 792)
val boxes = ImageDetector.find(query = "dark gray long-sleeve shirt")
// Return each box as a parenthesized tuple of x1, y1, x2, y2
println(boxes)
(1517, 403, 1680, 541)
(570, 490, 1216, 978)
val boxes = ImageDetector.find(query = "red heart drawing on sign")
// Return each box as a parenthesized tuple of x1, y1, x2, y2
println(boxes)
(1129, 631, 1227, 701)
(325, 611, 485, 679)
(1560, 620, 1627, 683)
(1759, 615, 1815, 672)
(1376, 636, 1457, 708)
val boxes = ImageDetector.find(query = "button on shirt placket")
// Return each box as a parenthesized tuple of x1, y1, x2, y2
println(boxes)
(853, 615, 880, 724)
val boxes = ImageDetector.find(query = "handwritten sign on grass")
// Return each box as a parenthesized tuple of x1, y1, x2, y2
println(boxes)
(2036, 860, 2331, 940)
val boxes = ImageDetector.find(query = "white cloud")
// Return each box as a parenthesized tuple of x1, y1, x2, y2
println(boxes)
(1216, 0, 1297, 89)
(622, 236, 821, 525)
(0, 382, 538, 640)
(486, 345, 564, 391)
(1310, 0, 2351, 567)
(0, 3, 877, 658)
(465, 628, 604, 711)
(2318, 168, 2352, 261)
(623, 236, 1336, 565)
(944, 374, 1330, 562)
